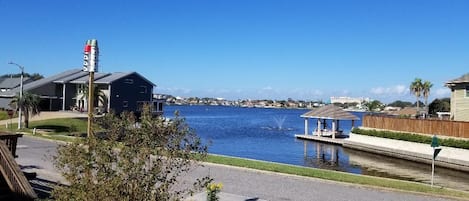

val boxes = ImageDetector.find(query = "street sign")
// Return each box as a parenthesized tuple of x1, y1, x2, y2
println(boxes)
(431, 135, 439, 148)
(433, 148, 442, 159)
(83, 39, 99, 72)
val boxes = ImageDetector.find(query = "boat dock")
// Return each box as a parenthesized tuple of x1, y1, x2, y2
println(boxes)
(294, 134, 346, 145)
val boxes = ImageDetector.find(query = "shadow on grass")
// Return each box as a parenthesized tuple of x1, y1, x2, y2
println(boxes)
(34, 125, 70, 133)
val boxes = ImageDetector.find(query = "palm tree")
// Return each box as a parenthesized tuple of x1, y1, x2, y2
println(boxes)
(10, 92, 41, 128)
(78, 84, 108, 112)
(422, 80, 433, 109)
(410, 78, 423, 111)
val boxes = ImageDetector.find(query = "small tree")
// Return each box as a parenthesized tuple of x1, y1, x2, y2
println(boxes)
(78, 84, 108, 112)
(410, 78, 423, 111)
(10, 92, 41, 128)
(422, 80, 433, 113)
(53, 106, 211, 201)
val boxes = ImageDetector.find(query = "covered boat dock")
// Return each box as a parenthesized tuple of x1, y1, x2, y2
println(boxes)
(297, 104, 360, 140)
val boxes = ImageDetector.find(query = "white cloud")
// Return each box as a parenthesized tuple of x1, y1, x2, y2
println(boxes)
(370, 85, 408, 96)
(434, 87, 450, 97)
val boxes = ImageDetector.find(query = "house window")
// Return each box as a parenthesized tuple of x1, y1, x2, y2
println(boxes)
(124, 79, 134, 84)
(139, 86, 147, 93)
(123, 101, 128, 108)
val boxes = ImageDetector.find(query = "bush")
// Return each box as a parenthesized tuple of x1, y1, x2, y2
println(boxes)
(53, 106, 211, 201)
(352, 128, 469, 150)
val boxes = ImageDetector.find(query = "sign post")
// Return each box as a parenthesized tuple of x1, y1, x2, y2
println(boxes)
(83, 39, 99, 137)
(430, 135, 442, 187)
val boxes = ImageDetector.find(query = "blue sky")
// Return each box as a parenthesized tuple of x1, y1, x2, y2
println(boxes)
(1, 0, 468, 103)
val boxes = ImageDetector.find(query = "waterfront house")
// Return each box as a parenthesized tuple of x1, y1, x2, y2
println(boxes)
(0, 69, 164, 116)
(445, 73, 469, 121)
(0, 77, 32, 92)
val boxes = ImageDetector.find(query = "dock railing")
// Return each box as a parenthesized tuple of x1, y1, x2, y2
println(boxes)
(362, 115, 469, 139)
(0, 133, 37, 200)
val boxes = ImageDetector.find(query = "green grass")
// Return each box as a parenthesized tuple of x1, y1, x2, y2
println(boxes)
(205, 154, 469, 200)
(28, 118, 88, 134)
(352, 128, 469, 150)
(4, 117, 469, 199)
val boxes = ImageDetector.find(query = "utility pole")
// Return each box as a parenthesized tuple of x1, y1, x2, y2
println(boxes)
(8, 62, 24, 129)
(83, 39, 99, 137)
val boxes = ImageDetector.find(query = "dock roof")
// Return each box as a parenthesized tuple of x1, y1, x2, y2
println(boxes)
(301, 104, 360, 120)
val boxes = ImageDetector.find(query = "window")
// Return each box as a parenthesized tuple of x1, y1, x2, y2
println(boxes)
(124, 79, 134, 84)
(123, 101, 128, 108)
(139, 86, 147, 93)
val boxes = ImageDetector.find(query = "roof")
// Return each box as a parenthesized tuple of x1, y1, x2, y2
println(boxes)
(0, 69, 156, 98)
(388, 107, 418, 116)
(0, 77, 31, 89)
(445, 73, 469, 87)
(0, 69, 83, 97)
(301, 104, 360, 120)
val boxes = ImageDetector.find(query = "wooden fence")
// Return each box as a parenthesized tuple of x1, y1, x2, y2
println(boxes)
(362, 115, 469, 139)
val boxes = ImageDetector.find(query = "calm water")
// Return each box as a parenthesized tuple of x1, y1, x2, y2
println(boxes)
(165, 105, 469, 191)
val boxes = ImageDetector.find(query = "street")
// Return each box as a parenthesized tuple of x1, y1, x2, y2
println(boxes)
(15, 135, 455, 201)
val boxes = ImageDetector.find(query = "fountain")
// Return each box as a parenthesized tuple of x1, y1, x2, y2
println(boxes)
(273, 116, 286, 130)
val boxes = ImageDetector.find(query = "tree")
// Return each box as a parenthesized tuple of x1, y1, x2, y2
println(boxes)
(10, 92, 41, 128)
(78, 84, 108, 112)
(422, 80, 433, 111)
(388, 100, 413, 108)
(1, 73, 44, 81)
(364, 100, 384, 112)
(410, 78, 423, 111)
(53, 106, 211, 201)
(428, 98, 450, 115)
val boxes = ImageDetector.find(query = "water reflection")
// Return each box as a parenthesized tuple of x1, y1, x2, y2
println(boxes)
(301, 141, 469, 191)
(302, 141, 356, 173)
(344, 148, 469, 191)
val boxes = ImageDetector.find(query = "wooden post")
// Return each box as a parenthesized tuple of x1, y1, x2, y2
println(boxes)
(317, 118, 321, 137)
(87, 72, 94, 137)
(304, 118, 308, 135)
(332, 119, 336, 139)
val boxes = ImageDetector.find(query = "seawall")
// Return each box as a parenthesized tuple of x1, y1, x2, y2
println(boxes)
(343, 133, 469, 172)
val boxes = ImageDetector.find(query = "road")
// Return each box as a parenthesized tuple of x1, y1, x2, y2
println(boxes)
(15, 135, 456, 201)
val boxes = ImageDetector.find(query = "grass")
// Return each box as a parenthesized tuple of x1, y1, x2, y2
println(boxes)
(205, 154, 469, 200)
(5, 117, 469, 199)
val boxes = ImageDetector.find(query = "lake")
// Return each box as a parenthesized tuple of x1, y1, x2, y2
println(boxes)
(165, 105, 469, 191)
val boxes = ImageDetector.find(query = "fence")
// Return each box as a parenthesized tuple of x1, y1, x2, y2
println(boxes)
(362, 115, 469, 139)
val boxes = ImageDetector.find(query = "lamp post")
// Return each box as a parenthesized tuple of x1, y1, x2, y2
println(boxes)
(8, 62, 24, 129)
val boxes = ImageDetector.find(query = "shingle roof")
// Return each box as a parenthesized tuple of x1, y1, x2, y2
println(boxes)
(445, 73, 469, 86)
(301, 104, 360, 120)
(0, 69, 83, 97)
(0, 77, 31, 89)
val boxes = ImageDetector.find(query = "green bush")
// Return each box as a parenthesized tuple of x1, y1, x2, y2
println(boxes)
(352, 128, 469, 150)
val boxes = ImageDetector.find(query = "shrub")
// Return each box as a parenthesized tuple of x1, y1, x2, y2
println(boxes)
(53, 106, 211, 201)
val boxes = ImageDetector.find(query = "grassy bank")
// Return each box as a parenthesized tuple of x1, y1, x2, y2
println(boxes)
(205, 154, 469, 200)
(352, 127, 469, 150)
(6, 118, 469, 199)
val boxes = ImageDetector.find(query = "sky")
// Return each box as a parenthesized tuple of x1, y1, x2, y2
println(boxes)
(1, 0, 468, 103)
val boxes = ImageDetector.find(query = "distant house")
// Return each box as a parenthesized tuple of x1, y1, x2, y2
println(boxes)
(0, 77, 32, 92)
(0, 69, 164, 116)
(445, 73, 469, 121)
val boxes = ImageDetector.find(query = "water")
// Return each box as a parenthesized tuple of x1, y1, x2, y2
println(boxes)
(165, 105, 469, 191)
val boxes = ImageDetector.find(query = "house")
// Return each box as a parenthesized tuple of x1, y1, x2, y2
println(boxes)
(0, 69, 164, 116)
(445, 73, 469, 121)
(0, 77, 32, 92)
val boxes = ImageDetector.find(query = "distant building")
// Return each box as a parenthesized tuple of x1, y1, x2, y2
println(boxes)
(445, 73, 469, 121)
(330, 96, 370, 104)
(0, 77, 32, 92)
(0, 69, 164, 116)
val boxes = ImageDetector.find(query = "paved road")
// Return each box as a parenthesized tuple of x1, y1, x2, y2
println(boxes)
(15, 135, 456, 201)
